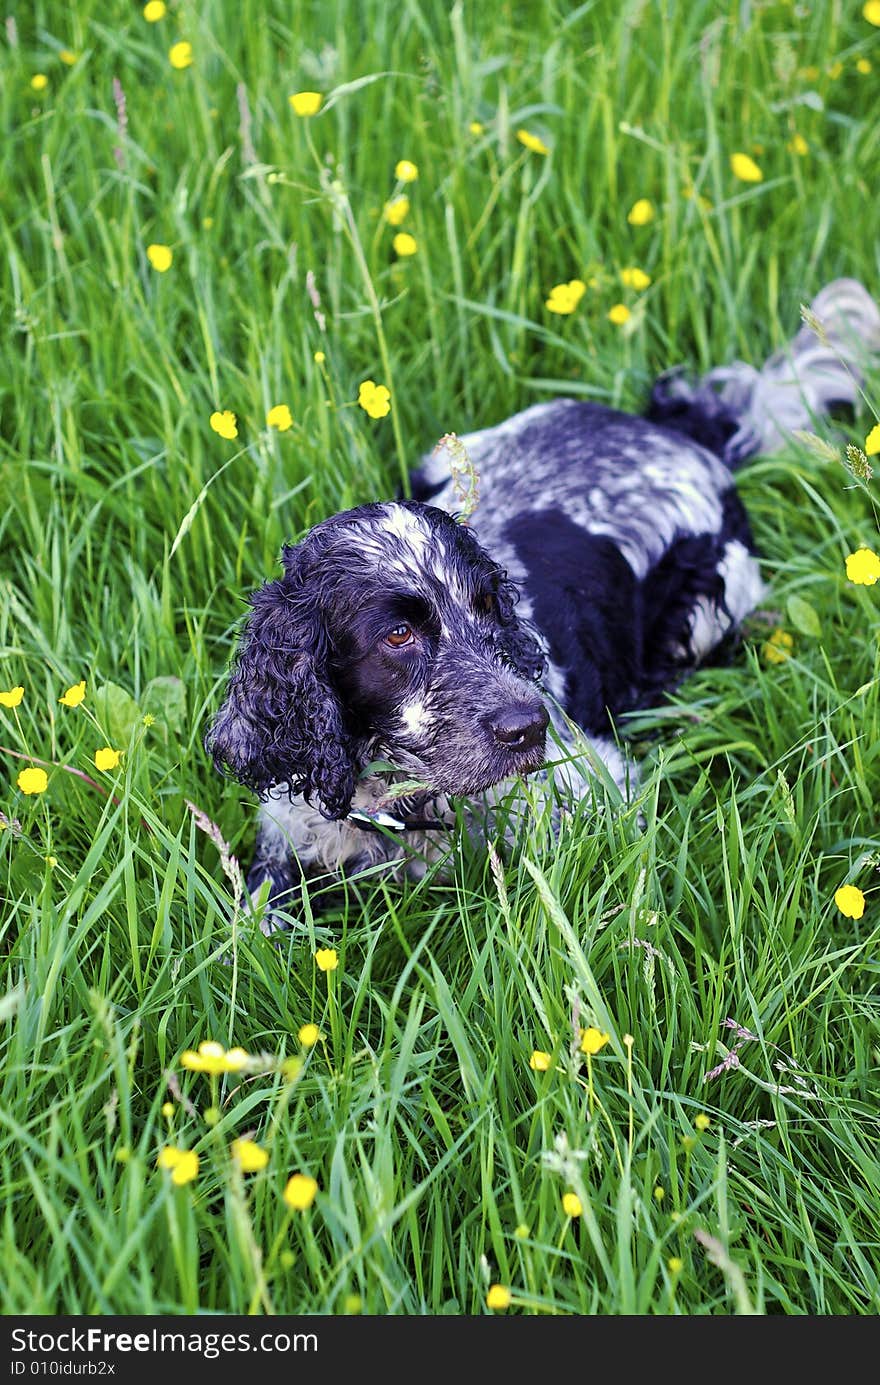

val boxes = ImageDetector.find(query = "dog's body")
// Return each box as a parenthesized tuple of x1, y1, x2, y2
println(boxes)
(207, 280, 880, 925)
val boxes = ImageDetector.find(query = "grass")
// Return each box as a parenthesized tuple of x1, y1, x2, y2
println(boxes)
(1, 0, 879, 1316)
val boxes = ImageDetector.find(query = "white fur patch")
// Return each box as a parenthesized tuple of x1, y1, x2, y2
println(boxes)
(687, 595, 728, 661)
(685, 541, 763, 659)
(718, 539, 765, 624)
(258, 780, 451, 876)
(380, 506, 431, 550)
(399, 699, 428, 737)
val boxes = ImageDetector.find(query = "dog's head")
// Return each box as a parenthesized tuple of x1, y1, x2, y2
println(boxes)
(206, 501, 549, 819)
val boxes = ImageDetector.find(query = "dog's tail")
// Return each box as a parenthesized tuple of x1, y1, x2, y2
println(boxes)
(645, 278, 880, 467)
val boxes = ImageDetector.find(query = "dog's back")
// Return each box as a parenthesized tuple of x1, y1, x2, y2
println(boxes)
(410, 278, 880, 731)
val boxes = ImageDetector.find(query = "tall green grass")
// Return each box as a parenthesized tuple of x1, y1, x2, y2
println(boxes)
(1, 0, 879, 1315)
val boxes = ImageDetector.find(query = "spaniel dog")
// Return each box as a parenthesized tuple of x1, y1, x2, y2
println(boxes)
(207, 279, 879, 928)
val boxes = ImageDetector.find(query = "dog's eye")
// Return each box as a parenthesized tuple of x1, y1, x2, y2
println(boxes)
(385, 623, 414, 647)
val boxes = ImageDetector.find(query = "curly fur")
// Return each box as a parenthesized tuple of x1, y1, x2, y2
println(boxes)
(207, 541, 358, 818)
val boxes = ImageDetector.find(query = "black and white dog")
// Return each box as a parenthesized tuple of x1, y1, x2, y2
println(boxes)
(207, 280, 879, 924)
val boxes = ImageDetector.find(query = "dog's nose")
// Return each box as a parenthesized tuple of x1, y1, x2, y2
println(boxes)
(487, 702, 549, 750)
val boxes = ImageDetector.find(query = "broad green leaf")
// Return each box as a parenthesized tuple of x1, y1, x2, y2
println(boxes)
(786, 594, 822, 639)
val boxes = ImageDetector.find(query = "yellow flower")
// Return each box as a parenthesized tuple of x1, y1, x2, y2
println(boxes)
(161, 1102, 174, 1119)
(289, 91, 323, 117)
(845, 546, 880, 585)
(232, 1138, 269, 1172)
(787, 133, 809, 156)
(298, 1023, 320, 1047)
(146, 243, 173, 272)
(157, 1146, 199, 1185)
(284, 1173, 318, 1210)
(395, 159, 419, 182)
(171, 1150, 199, 1185)
(486, 1284, 511, 1310)
(94, 747, 121, 771)
(210, 410, 238, 439)
(313, 350, 325, 364)
(168, 42, 193, 70)
(695, 1112, 711, 1131)
(607, 303, 631, 326)
(865, 424, 880, 456)
(190, 1041, 224, 1067)
(562, 1192, 583, 1218)
(626, 198, 655, 226)
(469, 121, 484, 135)
(17, 767, 48, 796)
(384, 195, 410, 226)
(393, 232, 418, 257)
(668, 1256, 683, 1273)
(545, 280, 586, 315)
(315, 947, 339, 972)
(856, 58, 872, 74)
(762, 628, 793, 664)
(59, 680, 86, 707)
(529, 1049, 552, 1071)
(516, 128, 549, 156)
(730, 152, 763, 183)
(31, 74, 49, 92)
(620, 267, 651, 291)
(266, 404, 293, 431)
(864, 0, 880, 24)
(653, 1185, 665, 1201)
(181, 1050, 215, 1073)
(223, 1047, 249, 1071)
(181, 1040, 247, 1074)
(143, 0, 167, 19)
(59, 50, 78, 65)
(580, 1027, 610, 1055)
(357, 381, 391, 420)
(834, 884, 866, 920)
(0, 686, 24, 708)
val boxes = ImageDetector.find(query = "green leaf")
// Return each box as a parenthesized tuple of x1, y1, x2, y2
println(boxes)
(143, 676, 187, 736)
(8, 847, 45, 895)
(786, 594, 822, 639)
(93, 682, 142, 746)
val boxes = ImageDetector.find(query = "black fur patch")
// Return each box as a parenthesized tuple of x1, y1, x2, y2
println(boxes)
(504, 509, 640, 733)
(506, 493, 755, 731)
(643, 369, 744, 460)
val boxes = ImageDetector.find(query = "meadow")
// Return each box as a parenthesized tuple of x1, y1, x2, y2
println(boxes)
(1, 0, 879, 1316)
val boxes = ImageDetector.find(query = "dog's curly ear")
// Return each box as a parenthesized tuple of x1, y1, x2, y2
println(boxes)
(205, 542, 357, 820)
(494, 573, 547, 682)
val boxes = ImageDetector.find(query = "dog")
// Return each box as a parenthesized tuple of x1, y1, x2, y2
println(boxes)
(207, 279, 880, 927)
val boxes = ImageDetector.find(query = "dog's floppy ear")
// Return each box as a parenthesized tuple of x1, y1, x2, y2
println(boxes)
(206, 540, 357, 820)
(494, 573, 547, 681)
